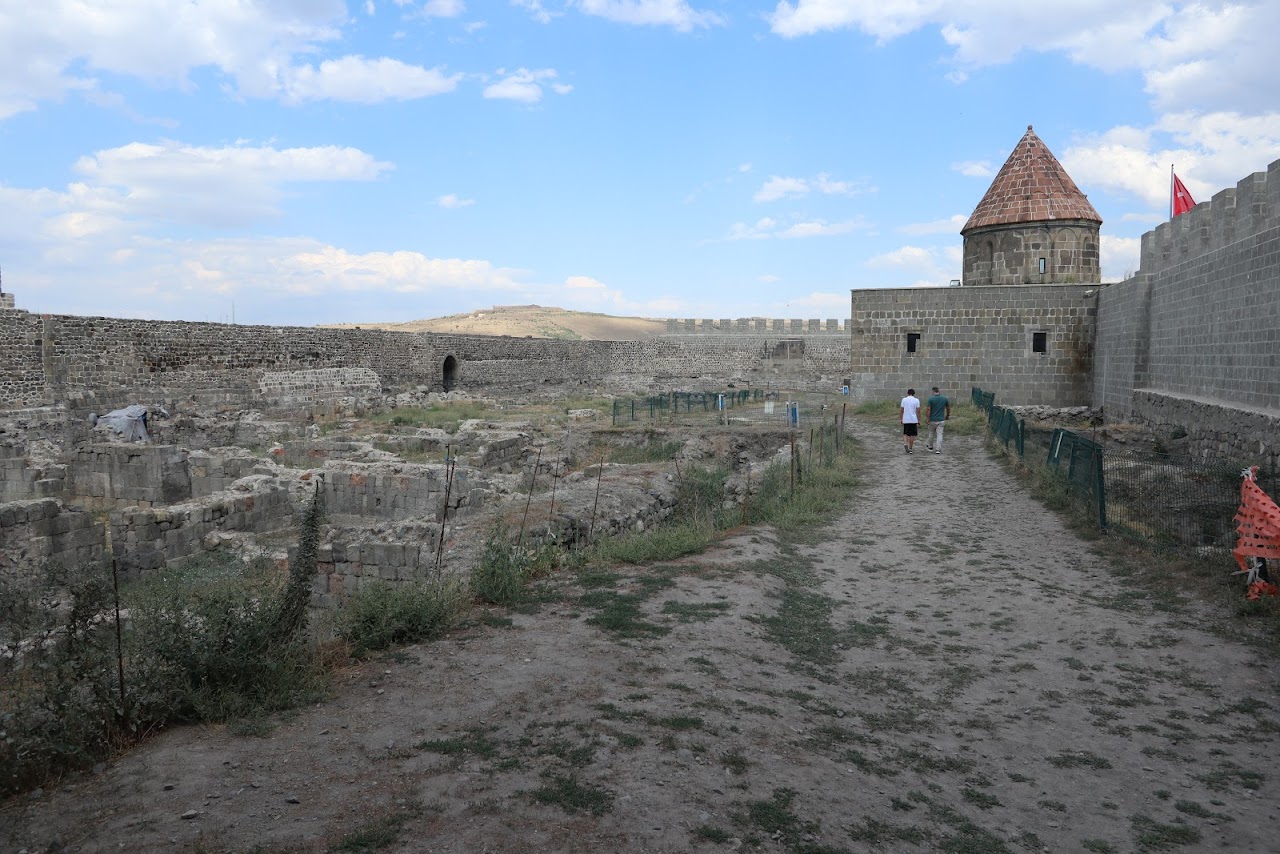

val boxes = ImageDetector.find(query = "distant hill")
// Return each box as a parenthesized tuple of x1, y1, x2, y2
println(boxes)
(320, 305, 670, 341)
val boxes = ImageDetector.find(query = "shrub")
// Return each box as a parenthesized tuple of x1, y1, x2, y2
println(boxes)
(124, 554, 326, 727)
(471, 529, 531, 605)
(1, 559, 123, 795)
(336, 578, 468, 656)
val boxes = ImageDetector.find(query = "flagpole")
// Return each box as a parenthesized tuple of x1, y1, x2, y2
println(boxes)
(1170, 164, 1174, 220)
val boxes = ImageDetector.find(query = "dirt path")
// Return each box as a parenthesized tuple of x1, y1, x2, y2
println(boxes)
(6, 423, 1280, 853)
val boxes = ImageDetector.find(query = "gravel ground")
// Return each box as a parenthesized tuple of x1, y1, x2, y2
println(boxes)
(5, 422, 1278, 853)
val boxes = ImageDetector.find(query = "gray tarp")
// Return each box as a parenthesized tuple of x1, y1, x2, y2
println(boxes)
(93, 405, 153, 443)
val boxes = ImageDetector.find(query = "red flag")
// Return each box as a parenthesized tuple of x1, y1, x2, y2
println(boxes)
(1172, 172, 1196, 217)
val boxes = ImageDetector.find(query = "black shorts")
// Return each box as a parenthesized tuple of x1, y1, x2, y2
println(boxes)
(903, 423, 918, 436)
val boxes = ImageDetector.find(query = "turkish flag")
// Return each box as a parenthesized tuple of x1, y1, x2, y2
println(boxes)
(1172, 173, 1196, 217)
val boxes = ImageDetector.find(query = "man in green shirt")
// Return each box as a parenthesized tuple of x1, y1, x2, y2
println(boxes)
(925, 386, 951, 454)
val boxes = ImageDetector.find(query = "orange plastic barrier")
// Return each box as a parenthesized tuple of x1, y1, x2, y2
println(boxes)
(1234, 466, 1280, 574)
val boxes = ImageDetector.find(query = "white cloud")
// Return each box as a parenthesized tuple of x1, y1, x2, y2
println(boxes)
(758, 273, 781, 283)
(364, 1, 376, 15)
(66, 140, 393, 228)
(484, 68, 568, 103)
(566, 275, 608, 289)
(754, 173, 865, 202)
(1062, 112, 1280, 211)
(512, 0, 556, 23)
(1101, 235, 1142, 281)
(899, 215, 968, 236)
(423, 0, 466, 17)
(0, 0, 460, 116)
(767, 2, 1280, 116)
(574, 0, 726, 31)
(437, 193, 475, 208)
(953, 160, 993, 178)
(284, 56, 460, 103)
(726, 216, 866, 241)
(782, 291, 850, 313)
(754, 176, 810, 202)
(288, 246, 518, 294)
(777, 220, 861, 238)
(739, 163, 753, 173)
(865, 244, 960, 285)
(726, 218, 778, 240)
(868, 245, 935, 269)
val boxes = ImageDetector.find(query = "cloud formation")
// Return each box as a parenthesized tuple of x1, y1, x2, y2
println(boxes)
(767, 1, 1279, 115)
(574, 0, 726, 31)
(484, 68, 572, 102)
(0, 0, 459, 117)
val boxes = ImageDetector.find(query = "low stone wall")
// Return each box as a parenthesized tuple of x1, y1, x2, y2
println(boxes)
(110, 484, 297, 579)
(1133, 390, 1280, 465)
(0, 499, 105, 582)
(0, 442, 66, 501)
(66, 444, 193, 510)
(309, 534, 441, 608)
(188, 451, 265, 497)
(321, 462, 492, 522)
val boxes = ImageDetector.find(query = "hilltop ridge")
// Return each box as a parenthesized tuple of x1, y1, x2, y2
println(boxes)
(320, 305, 669, 341)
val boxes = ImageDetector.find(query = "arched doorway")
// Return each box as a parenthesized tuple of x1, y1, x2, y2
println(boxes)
(442, 355, 458, 391)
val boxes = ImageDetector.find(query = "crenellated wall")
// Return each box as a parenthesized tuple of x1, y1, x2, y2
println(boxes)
(1093, 157, 1280, 461)
(0, 312, 855, 415)
(662, 318, 847, 334)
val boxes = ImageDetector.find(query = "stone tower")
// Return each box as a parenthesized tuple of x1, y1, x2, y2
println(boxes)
(961, 126, 1102, 286)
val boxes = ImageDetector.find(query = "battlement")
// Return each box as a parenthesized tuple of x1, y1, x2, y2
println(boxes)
(0, 293, 14, 310)
(663, 318, 847, 335)
(1141, 158, 1280, 277)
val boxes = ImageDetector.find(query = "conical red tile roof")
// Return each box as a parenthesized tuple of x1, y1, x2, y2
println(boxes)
(962, 126, 1101, 233)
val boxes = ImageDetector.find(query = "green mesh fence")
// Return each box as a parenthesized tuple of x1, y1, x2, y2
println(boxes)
(1046, 427, 1107, 529)
(1102, 450, 1276, 556)
(610, 389, 850, 431)
(973, 386, 1279, 553)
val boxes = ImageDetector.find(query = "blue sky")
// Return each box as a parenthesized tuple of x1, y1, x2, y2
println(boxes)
(2, 1, 1278, 326)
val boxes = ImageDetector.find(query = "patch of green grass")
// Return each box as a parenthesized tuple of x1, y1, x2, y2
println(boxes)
(928, 804, 1012, 854)
(595, 520, 716, 564)
(1173, 800, 1232, 822)
(847, 817, 928, 844)
(1081, 841, 1118, 853)
(330, 800, 423, 852)
(1192, 762, 1264, 791)
(595, 440, 685, 465)
(580, 589, 670, 638)
(367, 402, 491, 432)
(1047, 750, 1112, 770)
(528, 774, 615, 816)
(743, 788, 810, 837)
(761, 586, 841, 666)
(961, 787, 1001, 810)
(693, 825, 732, 843)
(416, 727, 500, 759)
(337, 578, 468, 656)
(1130, 815, 1202, 850)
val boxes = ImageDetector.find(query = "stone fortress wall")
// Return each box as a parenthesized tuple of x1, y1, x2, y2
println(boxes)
(847, 284, 1096, 406)
(1094, 158, 1280, 461)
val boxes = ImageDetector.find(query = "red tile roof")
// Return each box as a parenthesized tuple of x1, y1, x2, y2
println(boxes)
(962, 126, 1102, 233)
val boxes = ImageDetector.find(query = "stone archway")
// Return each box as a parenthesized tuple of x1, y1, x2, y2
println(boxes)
(442, 355, 458, 392)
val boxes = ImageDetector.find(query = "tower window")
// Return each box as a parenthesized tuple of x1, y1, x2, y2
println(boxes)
(1032, 331, 1048, 354)
(906, 333, 921, 354)
(1038, 257, 1047, 274)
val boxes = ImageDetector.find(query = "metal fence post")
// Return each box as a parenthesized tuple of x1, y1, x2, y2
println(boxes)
(1094, 446, 1108, 531)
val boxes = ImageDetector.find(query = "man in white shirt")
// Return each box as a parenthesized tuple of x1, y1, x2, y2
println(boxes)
(900, 388, 922, 454)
